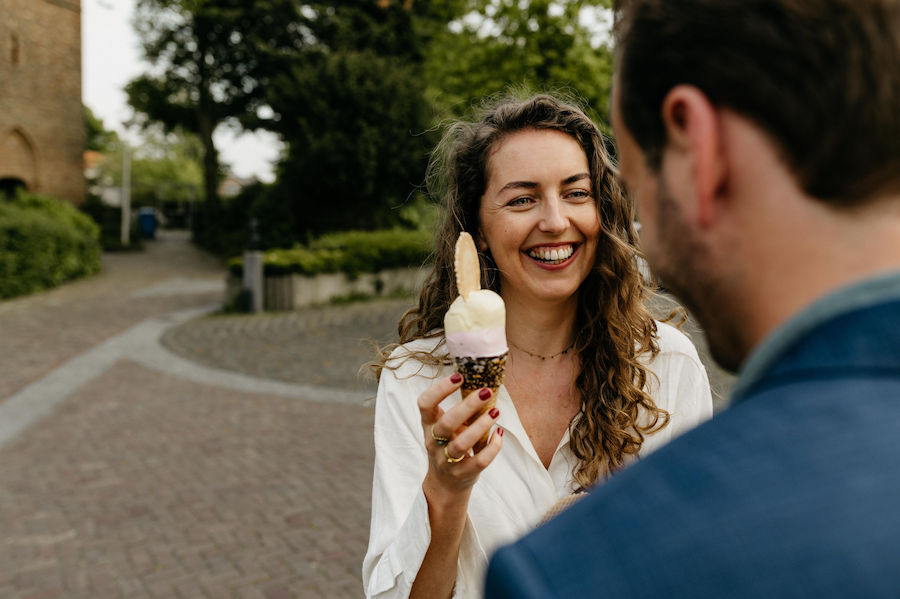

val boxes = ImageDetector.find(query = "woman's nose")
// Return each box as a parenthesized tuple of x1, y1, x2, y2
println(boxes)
(539, 197, 568, 232)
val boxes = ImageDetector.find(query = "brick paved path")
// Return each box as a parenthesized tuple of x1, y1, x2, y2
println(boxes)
(0, 230, 224, 402)
(0, 362, 373, 599)
(161, 299, 412, 395)
(0, 231, 378, 599)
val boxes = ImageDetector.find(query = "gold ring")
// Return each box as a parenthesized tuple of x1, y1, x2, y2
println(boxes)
(431, 423, 450, 447)
(444, 446, 465, 463)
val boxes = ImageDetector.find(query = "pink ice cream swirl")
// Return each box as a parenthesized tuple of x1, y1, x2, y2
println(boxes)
(445, 327, 508, 359)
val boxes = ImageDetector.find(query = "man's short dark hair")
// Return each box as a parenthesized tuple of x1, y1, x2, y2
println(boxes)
(614, 0, 900, 205)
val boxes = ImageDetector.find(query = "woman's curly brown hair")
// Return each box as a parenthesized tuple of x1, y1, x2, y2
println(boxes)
(374, 93, 669, 488)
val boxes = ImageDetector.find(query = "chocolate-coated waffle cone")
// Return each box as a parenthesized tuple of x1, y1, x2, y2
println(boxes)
(454, 352, 507, 451)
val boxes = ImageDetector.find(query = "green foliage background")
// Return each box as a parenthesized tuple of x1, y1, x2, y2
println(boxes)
(124, 0, 616, 257)
(89, 127, 204, 209)
(84, 105, 120, 153)
(0, 192, 101, 299)
(227, 229, 432, 277)
(425, 1, 613, 123)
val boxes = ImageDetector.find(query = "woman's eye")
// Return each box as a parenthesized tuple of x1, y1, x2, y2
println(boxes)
(507, 196, 533, 207)
(567, 189, 593, 201)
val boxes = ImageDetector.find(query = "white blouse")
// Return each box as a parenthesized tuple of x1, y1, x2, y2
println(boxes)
(362, 321, 713, 599)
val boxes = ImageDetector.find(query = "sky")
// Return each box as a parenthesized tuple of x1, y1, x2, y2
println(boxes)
(81, 0, 281, 182)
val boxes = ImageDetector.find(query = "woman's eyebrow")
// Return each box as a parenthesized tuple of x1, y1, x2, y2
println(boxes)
(563, 172, 590, 184)
(498, 173, 590, 193)
(498, 180, 538, 193)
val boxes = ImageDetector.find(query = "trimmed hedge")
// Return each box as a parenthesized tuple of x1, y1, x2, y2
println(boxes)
(0, 191, 102, 299)
(228, 228, 432, 277)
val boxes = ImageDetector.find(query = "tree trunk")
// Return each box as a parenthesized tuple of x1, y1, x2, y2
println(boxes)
(197, 109, 220, 211)
(196, 22, 220, 211)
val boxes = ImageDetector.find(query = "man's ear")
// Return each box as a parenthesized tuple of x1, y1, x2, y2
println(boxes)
(661, 85, 724, 228)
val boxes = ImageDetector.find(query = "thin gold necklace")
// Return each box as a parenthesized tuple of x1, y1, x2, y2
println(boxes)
(508, 339, 575, 360)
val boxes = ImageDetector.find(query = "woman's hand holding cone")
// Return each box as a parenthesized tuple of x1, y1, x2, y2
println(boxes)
(418, 373, 503, 493)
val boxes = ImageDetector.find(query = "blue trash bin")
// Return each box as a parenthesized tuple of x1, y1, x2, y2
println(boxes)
(138, 207, 157, 239)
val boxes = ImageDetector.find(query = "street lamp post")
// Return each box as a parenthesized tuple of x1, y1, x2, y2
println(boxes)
(120, 143, 131, 246)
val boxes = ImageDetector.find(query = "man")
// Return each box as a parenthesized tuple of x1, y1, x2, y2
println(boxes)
(485, 1, 900, 597)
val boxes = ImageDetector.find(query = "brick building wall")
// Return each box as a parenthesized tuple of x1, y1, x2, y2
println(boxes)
(0, 0, 84, 204)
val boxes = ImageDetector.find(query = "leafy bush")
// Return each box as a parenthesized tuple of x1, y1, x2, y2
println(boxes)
(228, 228, 432, 277)
(266, 48, 435, 239)
(0, 191, 102, 299)
(193, 180, 442, 262)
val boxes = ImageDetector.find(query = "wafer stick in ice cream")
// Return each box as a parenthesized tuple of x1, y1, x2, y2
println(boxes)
(443, 232, 508, 451)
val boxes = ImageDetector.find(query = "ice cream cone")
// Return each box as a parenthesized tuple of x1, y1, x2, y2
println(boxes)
(444, 232, 509, 452)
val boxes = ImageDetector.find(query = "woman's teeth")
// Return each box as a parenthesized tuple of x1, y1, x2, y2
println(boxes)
(527, 245, 574, 264)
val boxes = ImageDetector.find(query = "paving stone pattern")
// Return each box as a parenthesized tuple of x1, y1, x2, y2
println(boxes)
(0, 231, 223, 402)
(0, 231, 377, 599)
(161, 299, 413, 396)
(0, 361, 373, 599)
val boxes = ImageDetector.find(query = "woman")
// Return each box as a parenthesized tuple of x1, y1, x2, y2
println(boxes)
(363, 94, 712, 598)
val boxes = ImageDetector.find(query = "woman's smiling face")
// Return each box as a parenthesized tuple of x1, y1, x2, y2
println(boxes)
(478, 128, 600, 307)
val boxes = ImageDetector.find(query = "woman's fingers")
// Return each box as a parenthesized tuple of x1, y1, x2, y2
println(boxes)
(470, 425, 503, 469)
(443, 403, 500, 461)
(438, 387, 494, 438)
(441, 421, 503, 483)
(418, 375, 503, 487)
(422, 382, 503, 492)
(417, 373, 463, 427)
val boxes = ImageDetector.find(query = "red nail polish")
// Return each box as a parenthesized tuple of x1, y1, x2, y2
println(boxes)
(498, 427, 504, 437)
(450, 373, 462, 384)
(479, 388, 491, 400)
(489, 407, 499, 419)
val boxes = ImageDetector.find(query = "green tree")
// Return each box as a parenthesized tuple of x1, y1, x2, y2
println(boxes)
(125, 0, 300, 209)
(261, 1, 444, 237)
(88, 127, 203, 209)
(123, 0, 617, 247)
(267, 52, 432, 235)
(424, 1, 614, 125)
(84, 105, 119, 153)
(130, 128, 205, 209)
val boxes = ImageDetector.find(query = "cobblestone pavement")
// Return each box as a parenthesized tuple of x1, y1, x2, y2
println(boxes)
(0, 231, 377, 599)
(0, 362, 372, 599)
(161, 299, 412, 397)
(0, 230, 224, 402)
